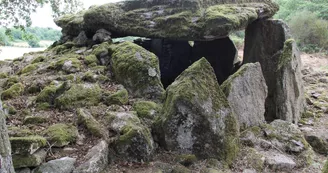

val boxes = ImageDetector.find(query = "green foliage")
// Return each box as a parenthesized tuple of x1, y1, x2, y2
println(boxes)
(288, 11, 328, 53)
(274, 0, 328, 53)
(0, 0, 83, 28)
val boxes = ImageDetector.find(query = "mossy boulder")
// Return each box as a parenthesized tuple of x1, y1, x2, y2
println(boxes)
(1, 83, 24, 100)
(36, 82, 70, 105)
(23, 116, 48, 125)
(8, 126, 34, 137)
(133, 100, 161, 119)
(304, 133, 328, 155)
(160, 58, 239, 165)
(44, 123, 78, 147)
(103, 89, 129, 106)
(77, 108, 108, 138)
(55, 83, 102, 109)
(19, 63, 39, 74)
(67, 0, 280, 40)
(12, 149, 47, 169)
(107, 111, 154, 162)
(82, 71, 109, 83)
(54, 10, 85, 36)
(54, 55, 82, 73)
(31, 56, 47, 64)
(110, 42, 164, 99)
(10, 136, 47, 155)
(221, 62, 267, 130)
(84, 54, 99, 65)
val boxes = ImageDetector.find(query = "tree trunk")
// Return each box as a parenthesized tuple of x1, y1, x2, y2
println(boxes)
(0, 100, 14, 173)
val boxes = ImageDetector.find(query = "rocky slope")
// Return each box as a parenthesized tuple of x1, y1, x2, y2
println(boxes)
(0, 0, 327, 173)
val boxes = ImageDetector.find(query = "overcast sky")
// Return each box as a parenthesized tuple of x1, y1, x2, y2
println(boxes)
(31, 0, 121, 29)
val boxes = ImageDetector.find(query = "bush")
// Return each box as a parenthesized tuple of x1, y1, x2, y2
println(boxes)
(289, 10, 328, 52)
(27, 37, 41, 48)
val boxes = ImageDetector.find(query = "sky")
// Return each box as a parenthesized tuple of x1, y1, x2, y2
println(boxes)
(31, 0, 121, 29)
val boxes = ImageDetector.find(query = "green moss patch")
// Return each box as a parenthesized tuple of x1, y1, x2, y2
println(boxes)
(77, 108, 107, 138)
(23, 116, 48, 125)
(55, 83, 102, 109)
(10, 136, 47, 155)
(1, 83, 24, 100)
(133, 100, 161, 119)
(44, 123, 78, 147)
(84, 54, 99, 65)
(0, 72, 8, 79)
(103, 89, 129, 106)
(110, 41, 164, 98)
(19, 63, 39, 74)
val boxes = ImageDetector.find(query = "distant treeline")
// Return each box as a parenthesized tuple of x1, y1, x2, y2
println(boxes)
(0, 27, 61, 47)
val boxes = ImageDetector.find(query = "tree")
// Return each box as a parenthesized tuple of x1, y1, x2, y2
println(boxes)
(0, 0, 83, 28)
(0, 100, 14, 173)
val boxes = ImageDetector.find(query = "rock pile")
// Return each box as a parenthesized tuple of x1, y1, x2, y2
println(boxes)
(0, 0, 311, 172)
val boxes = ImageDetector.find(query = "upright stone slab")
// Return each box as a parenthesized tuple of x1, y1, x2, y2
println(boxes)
(160, 58, 239, 165)
(0, 101, 15, 173)
(221, 62, 267, 130)
(243, 19, 304, 123)
(110, 42, 165, 99)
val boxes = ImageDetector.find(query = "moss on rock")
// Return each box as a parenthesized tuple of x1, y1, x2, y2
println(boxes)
(12, 149, 47, 169)
(107, 111, 154, 162)
(110, 41, 164, 99)
(10, 136, 47, 155)
(103, 89, 129, 105)
(53, 55, 82, 73)
(323, 160, 328, 173)
(8, 126, 34, 137)
(44, 123, 78, 147)
(19, 63, 38, 74)
(23, 116, 48, 125)
(36, 82, 69, 105)
(55, 83, 102, 109)
(0, 72, 8, 79)
(1, 83, 24, 100)
(5, 76, 19, 89)
(161, 58, 239, 165)
(84, 54, 99, 65)
(133, 100, 161, 119)
(31, 56, 47, 64)
(77, 108, 107, 138)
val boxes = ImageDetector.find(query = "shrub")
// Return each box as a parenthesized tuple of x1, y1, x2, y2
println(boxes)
(289, 10, 328, 52)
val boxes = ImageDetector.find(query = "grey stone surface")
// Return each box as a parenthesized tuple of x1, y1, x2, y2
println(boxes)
(264, 152, 296, 171)
(56, 0, 278, 40)
(243, 19, 304, 123)
(32, 157, 76, 173)
(15, 168, 31, 173)
(92, 29, 111, 44)
(160, 58, 239, 164)
(221, 62, 267, 130)
(12, 149, 47, 169)
(0, 100, 15, 173)
(108, 111, 154, 162)
(73, 140, 108, 173)
(74, 31, 89, 47)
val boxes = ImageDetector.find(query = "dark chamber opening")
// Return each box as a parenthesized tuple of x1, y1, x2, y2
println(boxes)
(134, 37, 238, 88)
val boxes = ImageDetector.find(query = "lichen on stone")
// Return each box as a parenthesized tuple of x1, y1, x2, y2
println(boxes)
(77, 108, 107, 138)
(277, 39, 295, 70)
(10, 136, 47, 155)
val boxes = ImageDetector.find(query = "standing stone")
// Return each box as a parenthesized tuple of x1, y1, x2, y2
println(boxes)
(0, 100, 15, 173)
(275, 39, 304, 123)
(221, 62, 267, 130)
(110, 42, 164, 99)
(243, 19, 304, 123)
(160, 58, 239, 165)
